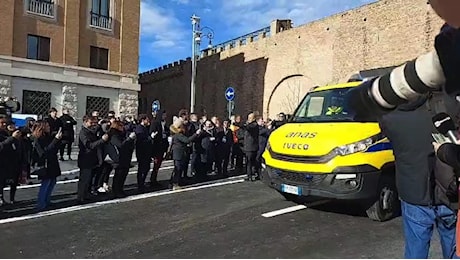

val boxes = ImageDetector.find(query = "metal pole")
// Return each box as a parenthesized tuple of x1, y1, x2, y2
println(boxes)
(190, 15, 200, 114)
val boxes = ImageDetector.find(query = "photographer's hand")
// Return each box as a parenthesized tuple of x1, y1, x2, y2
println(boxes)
(12, 130, 21, 139)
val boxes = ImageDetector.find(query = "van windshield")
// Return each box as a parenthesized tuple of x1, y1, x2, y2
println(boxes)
(291, 87, 377, 123)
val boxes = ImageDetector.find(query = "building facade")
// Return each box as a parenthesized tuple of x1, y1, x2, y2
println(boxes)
(0, 0, 140, 120)
(139, 0, 444, 119)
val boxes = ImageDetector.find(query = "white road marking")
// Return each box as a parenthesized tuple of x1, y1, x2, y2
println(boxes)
(261, 199, 331, 218)
(5, 166, 175, 191)
(0, 176, 246, 225)
(261, 205, 307, 218)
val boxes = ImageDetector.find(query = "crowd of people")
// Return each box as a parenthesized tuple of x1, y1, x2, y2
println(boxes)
(0, 106, 287, 211)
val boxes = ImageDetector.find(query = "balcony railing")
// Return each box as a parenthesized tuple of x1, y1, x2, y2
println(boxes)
(26, 0, 55, 18)
(90, 11, 113, 30)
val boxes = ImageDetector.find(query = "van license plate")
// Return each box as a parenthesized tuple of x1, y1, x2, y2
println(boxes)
(281, 184, 300, 195)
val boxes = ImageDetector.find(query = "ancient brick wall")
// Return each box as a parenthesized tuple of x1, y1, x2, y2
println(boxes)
(139, 0, 444, 120)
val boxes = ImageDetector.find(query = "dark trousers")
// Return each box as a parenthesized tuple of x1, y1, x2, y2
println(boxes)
(245, 151, 257, 179)
(137, 157, 151, 189)
(78, 168, 93, 201)
(232, 145, 244, 171)
(190, 151, 199, 174)
(95, 162, 112, 188)
(216, 149, 231, 175)
(152, 155, 163, 182)
(0, 175, 19, 202)
(172, 160, 187, 185)
(112, 167, 129, 195)
(59, 142, 72, 158)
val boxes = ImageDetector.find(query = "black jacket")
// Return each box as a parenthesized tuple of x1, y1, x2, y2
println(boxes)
(135, 124, 153, 160)
(258, 126, 271, 154)
(216, 127, 233, 152)
(379, 100, 436, 206)
(242, 122, 259, 152)
(60, 114, 77, 143)
(31, 135, 61, 180)
(45, 117, 63, 137)
(78, 126, 106, 169)
(105, 129, 135, 169)
(0, 130, 23, 180)
(149, 120, 170, 156)
(200, 128, 217, 163)
(170, 125, 198, 161)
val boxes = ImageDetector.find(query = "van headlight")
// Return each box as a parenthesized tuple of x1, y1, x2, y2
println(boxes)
(335, 133, 385, 156)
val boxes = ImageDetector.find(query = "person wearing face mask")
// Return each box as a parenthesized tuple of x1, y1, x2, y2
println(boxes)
(77, 115, 109, 204)
(30, 121, 62, 211)
(201, 119, 218, 176)
(105, 120, 136, 198)
(135, 114, 155, 192)
(215, 118, 233, 177)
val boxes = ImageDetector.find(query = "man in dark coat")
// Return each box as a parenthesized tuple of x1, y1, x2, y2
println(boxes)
(149, 110, 170, 185)
(45, 107, 62, 138)
(135, 114, 154, 192)
(379, 95, 457, 258)
(59, 109, 77, 161)
(242, 113, 259, 181)
(77, 115, 109, 203)
(256, 117, 272, 178)
(0, 115, 23, 206)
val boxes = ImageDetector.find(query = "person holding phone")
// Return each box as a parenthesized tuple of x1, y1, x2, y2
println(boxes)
(30, 121, 62, 211)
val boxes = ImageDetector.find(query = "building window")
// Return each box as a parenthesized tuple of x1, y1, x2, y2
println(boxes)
(90, 0, 112, 30)
(26, 0, 55, 18)
(22, 90, 51, 117)
(86, 96, 110, 118)
(27, 35, 51, 61)
(90, 46, 109, 70)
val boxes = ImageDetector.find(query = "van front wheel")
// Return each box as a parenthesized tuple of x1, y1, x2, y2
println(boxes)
(365, 174, 400, 222)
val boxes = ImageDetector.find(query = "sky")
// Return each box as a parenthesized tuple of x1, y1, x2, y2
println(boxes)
(139, 0, 377, 73)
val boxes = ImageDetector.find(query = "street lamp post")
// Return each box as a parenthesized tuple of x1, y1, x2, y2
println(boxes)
(190, 14, 213, 114)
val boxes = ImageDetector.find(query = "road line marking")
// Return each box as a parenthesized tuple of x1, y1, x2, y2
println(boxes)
(261, 205, 307, 218)
(0, 177, 246, 225)
(5, 166, 175, 191)
(261, 199, 331, 218)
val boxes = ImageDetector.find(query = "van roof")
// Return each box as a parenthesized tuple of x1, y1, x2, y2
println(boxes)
(312, 81, 362, 92)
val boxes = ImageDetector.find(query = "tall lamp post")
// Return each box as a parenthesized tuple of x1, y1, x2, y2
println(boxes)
(190, 14, 214, 114)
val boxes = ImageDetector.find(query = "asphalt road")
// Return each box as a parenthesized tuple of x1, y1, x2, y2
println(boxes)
(0, 162, 445, 258)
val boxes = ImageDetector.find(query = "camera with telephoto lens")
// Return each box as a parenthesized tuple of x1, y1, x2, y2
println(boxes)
(0, 97, 21, 119)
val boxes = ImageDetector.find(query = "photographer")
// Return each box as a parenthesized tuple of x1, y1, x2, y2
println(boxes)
(348, 1, 460, 119)
(0, 116, 23, 206)
(77, 115, 109, 204)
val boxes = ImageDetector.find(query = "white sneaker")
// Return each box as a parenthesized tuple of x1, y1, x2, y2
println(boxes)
(97, 187, 107, 193)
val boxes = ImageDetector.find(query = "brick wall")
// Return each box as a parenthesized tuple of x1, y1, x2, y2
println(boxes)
(139, 0, 445, 119)
(0, 0, 140, 75)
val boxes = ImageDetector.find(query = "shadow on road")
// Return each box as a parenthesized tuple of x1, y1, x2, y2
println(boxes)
(0, 171, 240, 220)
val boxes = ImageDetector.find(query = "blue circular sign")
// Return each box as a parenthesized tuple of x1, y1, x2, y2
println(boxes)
(225, 87, 235, 101)
(152, 100, 160, 112)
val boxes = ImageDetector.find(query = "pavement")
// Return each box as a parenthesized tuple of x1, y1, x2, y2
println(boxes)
(0, 161, 446, 258)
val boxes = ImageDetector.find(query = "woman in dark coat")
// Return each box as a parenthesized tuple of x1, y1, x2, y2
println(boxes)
(200, 120, 217, 175)
(169, 119, 200, 190)
(30, 120, 62, 211)
(215, 119, 233, 177)
(105, 120, 136, 198)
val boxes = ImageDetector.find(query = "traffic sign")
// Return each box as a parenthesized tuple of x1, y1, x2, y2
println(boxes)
(225, 87, 235, 101)
(152, 100, 160, 113)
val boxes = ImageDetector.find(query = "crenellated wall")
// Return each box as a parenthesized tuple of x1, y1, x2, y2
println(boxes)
(139, 0, 444, 120)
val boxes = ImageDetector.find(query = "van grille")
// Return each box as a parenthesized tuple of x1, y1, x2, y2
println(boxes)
(269, 148, 336, 164)
(276, 171, 327, 185)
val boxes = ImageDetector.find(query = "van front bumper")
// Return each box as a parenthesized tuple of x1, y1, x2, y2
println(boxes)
(261, 164, 381, 200)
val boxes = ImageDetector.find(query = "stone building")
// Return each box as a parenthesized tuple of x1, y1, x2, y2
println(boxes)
(0, 0, 140, 121)
(139, 0, 444, 119)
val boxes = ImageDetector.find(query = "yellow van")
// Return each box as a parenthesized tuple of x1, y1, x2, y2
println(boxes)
(261, 81, 399, 221)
